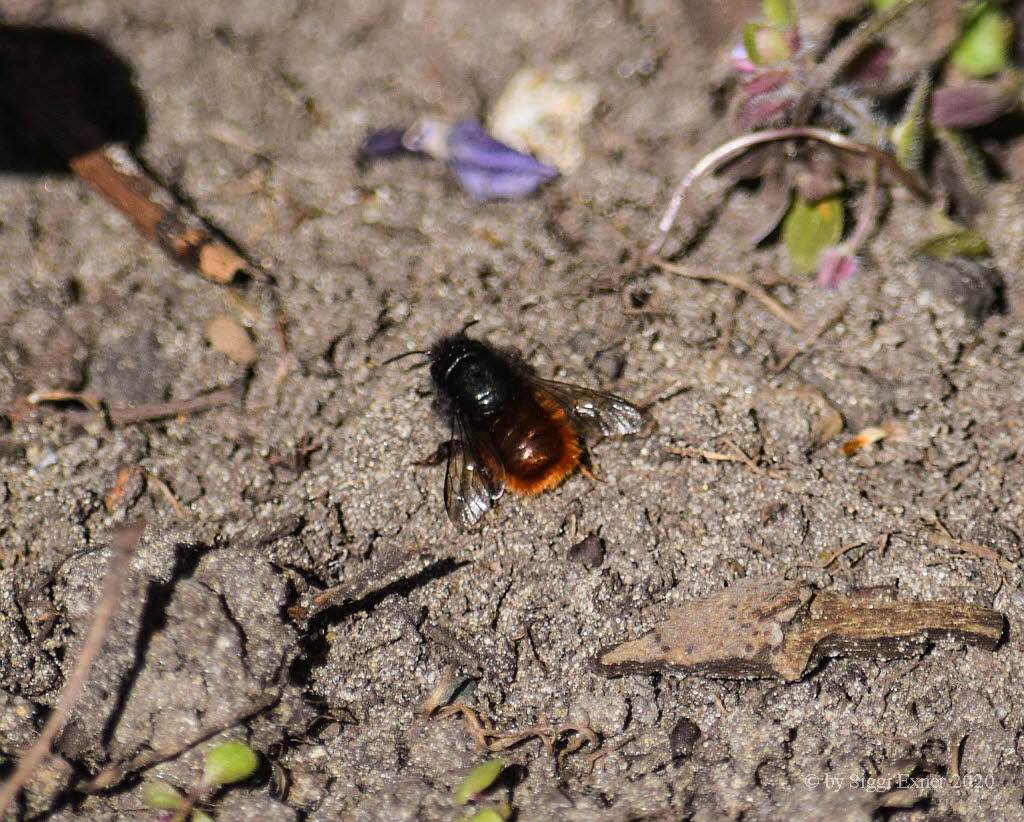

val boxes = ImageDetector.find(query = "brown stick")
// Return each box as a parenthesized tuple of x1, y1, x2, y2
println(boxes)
(80, 689, 279, 792)
(69, 146, 245, 284)
(770, 301, 848, 372)
(106, 384, 244, 425)
(0, 522, 143, 816)
(290, 542, 430, 619)
(21, 382, 243, 427)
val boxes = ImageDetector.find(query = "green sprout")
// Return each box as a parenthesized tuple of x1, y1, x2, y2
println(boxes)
(141, 740, 259, 822)
(202, 741, 259, 787)
(452, 758, 512, 821)
(952, 3, 1014, 77)
(458, 807, 512, 822)
(454, 758, 505, 805)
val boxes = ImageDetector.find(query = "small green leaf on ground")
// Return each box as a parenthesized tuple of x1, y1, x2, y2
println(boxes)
(454, 758, 505, 805)
(917, 230, 991, 260)
(203, 741, 259, 786)
(142, 780, 185, 810)
(782, 194, 844, 275)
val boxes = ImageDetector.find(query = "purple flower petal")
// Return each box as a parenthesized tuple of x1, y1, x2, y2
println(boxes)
(445, 120, 559, 199)
(845, 44, 892, 93)
(816, 247, 859, 288)
(358, 127, 417, 163)
(447, 121, 555, 173)
(448, 160, 556, 200)
(930, 81, 1016, 128)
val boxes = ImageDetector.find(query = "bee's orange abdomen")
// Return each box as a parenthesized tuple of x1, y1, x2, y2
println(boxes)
(491, 390, 581, 494)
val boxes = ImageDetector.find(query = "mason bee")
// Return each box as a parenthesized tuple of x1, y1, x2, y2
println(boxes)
(424, 333, 644, 529)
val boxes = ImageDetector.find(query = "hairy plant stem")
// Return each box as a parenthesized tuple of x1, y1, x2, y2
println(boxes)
(646, 126, 930, 259)
(793, 0, 929, 124)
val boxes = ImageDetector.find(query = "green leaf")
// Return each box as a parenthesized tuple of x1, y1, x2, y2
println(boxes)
(917, 230, 991, 259)
(762, 0, 794, 28)
(782, 195, 844, 275)
(742, 24, 792, 66)
(142, 780, 185, 810)
(453, 758, 505, 806)
(202, 741, 259, 786)
(935, 127, 989, 197)
(952, 4, 1013, 78)
(191, 812, 214, 822)
(890, 72, 931, 171)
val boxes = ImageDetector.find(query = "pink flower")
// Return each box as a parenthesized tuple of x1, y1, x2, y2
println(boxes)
(816, 247, 859, 288)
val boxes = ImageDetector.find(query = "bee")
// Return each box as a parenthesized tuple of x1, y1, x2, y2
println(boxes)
(423, 333, 644, 530)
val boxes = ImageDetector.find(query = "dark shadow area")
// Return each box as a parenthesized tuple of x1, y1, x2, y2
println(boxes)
(0, 25, 147, 173)
(288, 557, 469, 686)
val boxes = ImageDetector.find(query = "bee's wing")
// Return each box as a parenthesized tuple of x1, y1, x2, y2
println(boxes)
(534, 378, 644, 439)
(444, 414, 505, 530)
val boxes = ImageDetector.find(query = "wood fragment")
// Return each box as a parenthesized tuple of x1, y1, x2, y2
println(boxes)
(801, 538, 872, 570)
(103, 465, 146, 513)
(69, 146, 245, 283)
(16, 382, 243, 427)
(26, 388, 103, 413)
(585, 736, 631, 774)
(143, 472, 188, 520)
(926, 518, 1010, 566)
(421, 664, 461, 717)
(289, 542, 430, 619)
(594, 578, 1004, 682)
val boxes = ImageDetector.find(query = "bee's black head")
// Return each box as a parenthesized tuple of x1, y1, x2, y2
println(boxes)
(429, 333, 515, 416)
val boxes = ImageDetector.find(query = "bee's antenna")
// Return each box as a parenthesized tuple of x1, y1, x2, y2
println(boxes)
(380, 349, 429, 366)
(459, 318, 481, 335)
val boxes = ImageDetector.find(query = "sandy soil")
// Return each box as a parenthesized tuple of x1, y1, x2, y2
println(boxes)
(1, 1, 1023, 820)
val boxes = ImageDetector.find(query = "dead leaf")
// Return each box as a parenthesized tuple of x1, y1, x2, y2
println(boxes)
(595, 578, 1004, 682)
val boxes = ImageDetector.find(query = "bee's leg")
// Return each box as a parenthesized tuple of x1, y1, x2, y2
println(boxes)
(577, 450, 607, 484)
(414, 440, 454, 466)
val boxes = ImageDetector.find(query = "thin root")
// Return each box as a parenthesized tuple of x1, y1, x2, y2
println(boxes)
(651, 258, 801, 332)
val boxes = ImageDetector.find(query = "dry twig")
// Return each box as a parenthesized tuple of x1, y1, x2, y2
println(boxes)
(666, 438, 783, 480)
(69, 147, 245, 283)
(650, 258, 802, 332)
(81, 689, 280, 792)
(143, 472, 188, 520)
(0, 522, 143, 815)
(770, 301, 848, 372)
(289, 542, 430, 619)
(16, 383, 243, 427)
